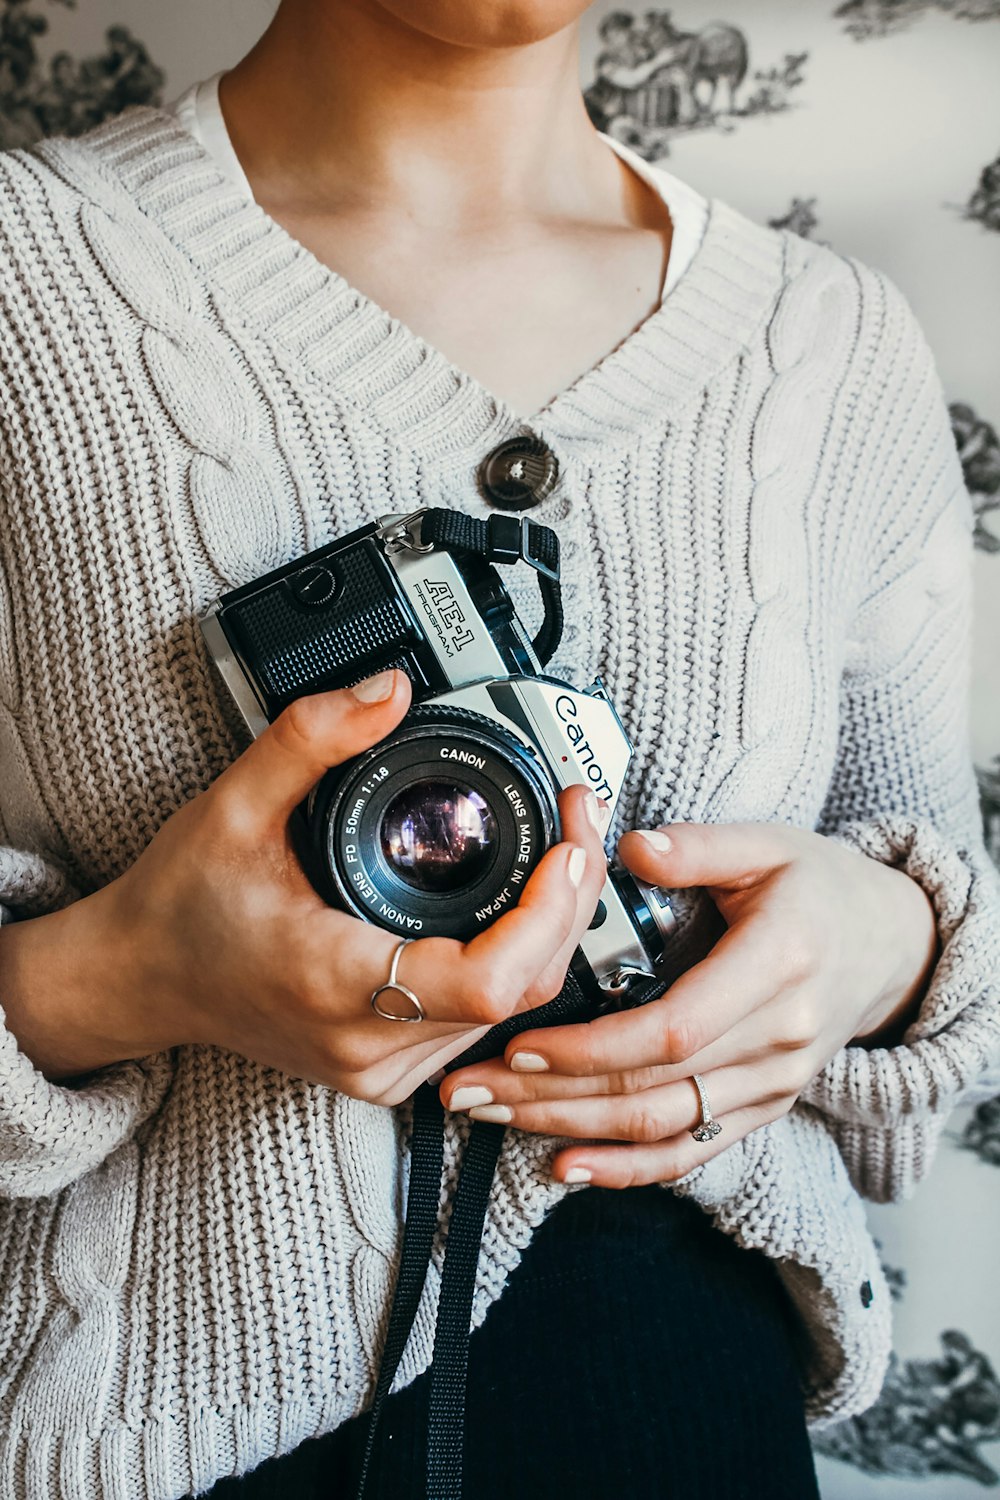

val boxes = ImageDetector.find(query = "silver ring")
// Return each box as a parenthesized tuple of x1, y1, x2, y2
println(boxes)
(689, 1073, 722, 1143)
(370, 938, 425, 1023)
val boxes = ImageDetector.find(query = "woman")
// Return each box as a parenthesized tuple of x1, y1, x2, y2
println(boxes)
(0, 2, 996, 1497)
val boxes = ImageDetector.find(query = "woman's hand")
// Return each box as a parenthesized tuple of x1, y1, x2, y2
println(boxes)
(0, 671, 608, 1103)
(440, 821, 939, 1187)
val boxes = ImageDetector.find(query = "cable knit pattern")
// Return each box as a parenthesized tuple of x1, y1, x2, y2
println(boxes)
(0, 105, 997, 1499)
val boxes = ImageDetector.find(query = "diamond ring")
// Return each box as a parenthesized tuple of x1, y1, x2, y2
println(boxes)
(689, 1072, 723, 1143)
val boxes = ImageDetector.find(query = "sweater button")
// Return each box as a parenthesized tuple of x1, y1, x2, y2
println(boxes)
(860, 1280, 874, 1308)
(477, 437, 559, 511)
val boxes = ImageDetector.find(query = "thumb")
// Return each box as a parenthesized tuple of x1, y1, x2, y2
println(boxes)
(617, 820, 803, 892)
(215, 670, 412, 831)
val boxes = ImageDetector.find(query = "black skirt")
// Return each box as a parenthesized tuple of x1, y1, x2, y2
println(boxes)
(191, 1184, 820, 1500)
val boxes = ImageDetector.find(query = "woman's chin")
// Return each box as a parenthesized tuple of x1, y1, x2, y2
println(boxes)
(370, 0, 591, 49)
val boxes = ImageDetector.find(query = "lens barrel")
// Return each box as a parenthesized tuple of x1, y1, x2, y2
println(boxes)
(309, 707, 559, 940)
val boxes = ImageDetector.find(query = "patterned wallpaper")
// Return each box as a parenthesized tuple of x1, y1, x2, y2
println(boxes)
(1, 1, 998, 1494)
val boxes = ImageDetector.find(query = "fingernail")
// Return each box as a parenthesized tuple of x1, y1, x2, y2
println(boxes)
(564, 1166, 592, 1183)
(567, 846, 587, 888)
(449, 1086, 493, 1110)
(585, 793, 613, 838)
(510, 1051, 549, 1073)
(352, 670, 396, 703)
(469, 1104, 513, 1124)
(638, 829, 672, 853)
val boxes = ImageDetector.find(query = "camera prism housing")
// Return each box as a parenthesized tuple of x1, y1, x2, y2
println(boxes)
(201, 508, 674, 1004)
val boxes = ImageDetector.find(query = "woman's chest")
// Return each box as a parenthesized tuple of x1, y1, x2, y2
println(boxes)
(0, 365, 854, 887)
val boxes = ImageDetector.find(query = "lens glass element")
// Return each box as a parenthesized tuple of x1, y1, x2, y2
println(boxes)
(379, 780, 497, 894)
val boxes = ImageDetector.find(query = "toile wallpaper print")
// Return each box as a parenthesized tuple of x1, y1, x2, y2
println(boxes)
(1, 2, 999, 1495)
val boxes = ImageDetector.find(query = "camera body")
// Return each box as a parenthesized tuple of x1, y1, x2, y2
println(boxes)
(201, 508, 674, 1005)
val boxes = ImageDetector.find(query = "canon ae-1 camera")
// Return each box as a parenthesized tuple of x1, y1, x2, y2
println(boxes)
(201, 507, 674, 1007)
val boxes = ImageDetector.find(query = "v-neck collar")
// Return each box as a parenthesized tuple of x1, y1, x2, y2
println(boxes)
(42, 105, 788, 462)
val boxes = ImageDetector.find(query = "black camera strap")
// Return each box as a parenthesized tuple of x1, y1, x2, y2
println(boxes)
(354, 969, 669, 1500)
(417, 509, 564, 667)
(350, 506, 666, 1495)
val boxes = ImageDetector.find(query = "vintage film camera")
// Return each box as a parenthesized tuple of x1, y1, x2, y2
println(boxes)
(200, 507, 674, 1007)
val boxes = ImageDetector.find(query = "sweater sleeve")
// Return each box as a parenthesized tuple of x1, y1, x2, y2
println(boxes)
(798, 267, 1000, 1203)
(0, 845, 175, 1199)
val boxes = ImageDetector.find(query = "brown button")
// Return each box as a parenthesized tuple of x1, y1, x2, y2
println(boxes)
(477, 437, 559, 511)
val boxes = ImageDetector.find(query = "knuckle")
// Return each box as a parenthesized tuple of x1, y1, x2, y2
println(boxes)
(778, 930, 820, 984)
(783, 1050, 820, 1095)
(319, 1029, 370, 1075)
(524, 962, 567, 1009)
(657, 1154, 687, 1183)
(568, 1035, 599, 1076)
(777, 996, 821, 1050)
(772, 1092, 798, 1121)
(463, 970, 514, 1025)
(659, 1014, 699, 1066)
(610, 1067, 658, 1097)
(625, 1104, 668, 1145)
(207, 785, 260, 850)
(273, 693, 331, 754)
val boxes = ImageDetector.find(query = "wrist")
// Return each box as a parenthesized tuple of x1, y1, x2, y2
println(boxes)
(0, 883, 178, 1081)
(851, 866, 938, 1048)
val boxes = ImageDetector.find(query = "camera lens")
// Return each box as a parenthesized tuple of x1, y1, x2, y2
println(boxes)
(379, 781, 497, 894)
(308, 706, 559, 940)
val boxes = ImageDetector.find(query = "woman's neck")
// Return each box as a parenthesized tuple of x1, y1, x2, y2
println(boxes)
(218, 0, 621, 228)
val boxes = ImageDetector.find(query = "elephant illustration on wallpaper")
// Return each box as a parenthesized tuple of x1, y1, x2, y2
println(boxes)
(0, 0, 162, 148)
(582, 10, 807, 160)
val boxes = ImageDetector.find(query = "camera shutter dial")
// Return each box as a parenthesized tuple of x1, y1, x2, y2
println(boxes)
(289, 562, 340, 607)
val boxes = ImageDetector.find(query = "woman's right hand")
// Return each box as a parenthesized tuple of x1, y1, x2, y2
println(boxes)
(0, 670, 608, 1104)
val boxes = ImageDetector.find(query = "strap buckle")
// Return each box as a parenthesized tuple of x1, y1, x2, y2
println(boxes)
(377, 508, 434, 556)
(486, 513, 560, 583)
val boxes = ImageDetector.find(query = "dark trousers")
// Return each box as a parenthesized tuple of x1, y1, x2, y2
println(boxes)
(194, 1185, 821, 1499)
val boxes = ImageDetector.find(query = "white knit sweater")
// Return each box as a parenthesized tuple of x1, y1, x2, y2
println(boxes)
(0, 104, 998, 1500)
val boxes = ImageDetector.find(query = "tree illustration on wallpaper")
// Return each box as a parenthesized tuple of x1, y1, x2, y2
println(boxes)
(965, 151, 1000, 233)
(952, 401, 1000, 550)
(836, 0, 1000, 42)
(768, 197, 822, 238)
(962, 1092, 1000, 1164)
(815, 1331, 1000, 1485)
(0, 0, 162, 148)
(582, 10, 807, 160)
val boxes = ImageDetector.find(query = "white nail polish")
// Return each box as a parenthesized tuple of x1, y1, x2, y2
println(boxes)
(469, 1104, 513, 1124)
(567, 846, 587, 888)
(564, 1166, 592, 1184)
(510, 1052, 549, 1073)
(585, 793, 612, 838)
(351, 670, 396, 703)
(639, 829, 672, 853)
(449, 1086, 493, 1110)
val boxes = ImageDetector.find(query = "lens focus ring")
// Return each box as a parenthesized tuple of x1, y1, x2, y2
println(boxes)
(309, 706, 560, 940)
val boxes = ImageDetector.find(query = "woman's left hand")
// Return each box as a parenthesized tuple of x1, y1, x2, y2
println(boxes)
(440, 822, 939, 1188)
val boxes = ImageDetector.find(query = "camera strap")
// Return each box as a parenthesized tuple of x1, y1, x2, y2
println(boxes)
(354, 968, 668, 1500)
(417, 509, 564, 667)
